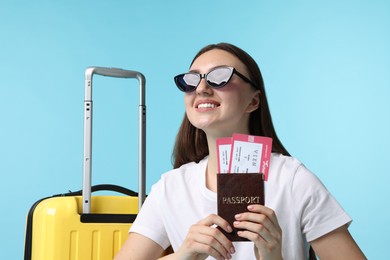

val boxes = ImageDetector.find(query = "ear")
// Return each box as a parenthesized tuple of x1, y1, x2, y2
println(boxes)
(245, 90, 260, 113)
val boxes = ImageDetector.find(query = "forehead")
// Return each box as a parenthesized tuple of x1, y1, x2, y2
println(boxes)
(190, 49, 246, 73)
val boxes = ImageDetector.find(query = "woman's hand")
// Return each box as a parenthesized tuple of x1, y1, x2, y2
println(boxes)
(174, 214, 236, 260)
(233, 205, 283, 260)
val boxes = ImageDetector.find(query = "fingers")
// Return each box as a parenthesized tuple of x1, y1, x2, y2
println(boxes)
(178, 214, 235, 260)
(198, 214, 235, 256)
(188, 224, 234, 259)
(247, 204, 279, 227)
(234, 205, 282, 244)
(232, 205, 283, 258)
(198, 213, 233, 234)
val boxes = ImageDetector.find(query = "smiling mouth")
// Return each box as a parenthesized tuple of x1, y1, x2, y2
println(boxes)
(197, 103, 219, 109)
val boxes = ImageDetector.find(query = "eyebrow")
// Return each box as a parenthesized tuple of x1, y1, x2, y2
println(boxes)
(188, 65, 227, 74)
(188, 69, 200, 73)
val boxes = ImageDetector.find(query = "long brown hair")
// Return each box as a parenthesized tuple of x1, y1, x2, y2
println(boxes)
(172, 43, 290, 169)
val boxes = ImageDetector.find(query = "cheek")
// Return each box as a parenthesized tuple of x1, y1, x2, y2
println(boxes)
(222, 90, 254, 111)
(219, 88, 246, 103)
(184, 94, 192, 107)
(184, 94, 195, 114)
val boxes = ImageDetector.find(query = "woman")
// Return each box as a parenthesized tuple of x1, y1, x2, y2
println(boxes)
(115, 43, 366, 259)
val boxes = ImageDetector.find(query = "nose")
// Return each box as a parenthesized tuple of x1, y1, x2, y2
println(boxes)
(196, 78, 213, 95)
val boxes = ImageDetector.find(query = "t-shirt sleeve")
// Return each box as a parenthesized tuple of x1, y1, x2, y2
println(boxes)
(129, 180, 171, 250)
(292, 165, 352, 242)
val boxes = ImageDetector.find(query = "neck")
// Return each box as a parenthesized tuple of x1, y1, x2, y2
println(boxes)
(204, 128, 252, 192)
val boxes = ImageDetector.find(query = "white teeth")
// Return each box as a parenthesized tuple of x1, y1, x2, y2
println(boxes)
(198, 103, 217, 109)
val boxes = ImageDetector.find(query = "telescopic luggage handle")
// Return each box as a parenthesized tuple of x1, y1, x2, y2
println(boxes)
(82, 67, 146, 214)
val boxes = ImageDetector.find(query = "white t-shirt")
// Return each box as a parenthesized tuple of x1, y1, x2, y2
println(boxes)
(130, 154, 352, 259)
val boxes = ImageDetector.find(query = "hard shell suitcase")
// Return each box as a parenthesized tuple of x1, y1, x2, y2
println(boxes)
(24, 67, 146, 260)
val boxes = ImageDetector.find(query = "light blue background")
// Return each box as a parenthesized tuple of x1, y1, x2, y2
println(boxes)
(1, 1, 389, 259)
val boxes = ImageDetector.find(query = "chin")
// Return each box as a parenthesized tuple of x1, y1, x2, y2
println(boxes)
(192, 122, 213, 131)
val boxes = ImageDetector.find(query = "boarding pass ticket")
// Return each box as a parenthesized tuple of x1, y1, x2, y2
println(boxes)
(217, 133, 273, 181)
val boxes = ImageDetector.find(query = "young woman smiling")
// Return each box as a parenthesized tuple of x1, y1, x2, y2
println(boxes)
(115, 43, 366, 260)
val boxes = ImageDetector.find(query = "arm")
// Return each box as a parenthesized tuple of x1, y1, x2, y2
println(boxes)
(114, 233, 165, 260)
(310, 225, 366, 260)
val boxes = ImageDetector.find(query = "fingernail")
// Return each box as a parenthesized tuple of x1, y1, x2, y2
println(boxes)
(230, 246, 236, 254)
(233, 221, 240, 226)
(247, 205, 254, 210)
(235, 214, 241, 219)
(226, 225, 233, 233)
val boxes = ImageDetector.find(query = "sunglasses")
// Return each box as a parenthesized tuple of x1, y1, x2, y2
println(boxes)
(174, 66, 258, 93)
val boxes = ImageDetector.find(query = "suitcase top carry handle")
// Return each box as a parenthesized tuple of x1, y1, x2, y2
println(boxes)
(84, 67, 146, 105)
(59, 184, 138, 197)
(83, 67, 146, 214)
(87, 67, 143, 79)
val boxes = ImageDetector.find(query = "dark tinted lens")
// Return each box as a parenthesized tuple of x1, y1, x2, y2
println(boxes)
(175, 73, 200, 92)
(206, 67, 233, 88)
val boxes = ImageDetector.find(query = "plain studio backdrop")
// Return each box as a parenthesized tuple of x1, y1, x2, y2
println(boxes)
(0, 1, 389, 258)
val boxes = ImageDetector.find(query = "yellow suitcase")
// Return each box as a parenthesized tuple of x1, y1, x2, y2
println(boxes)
(25, 185, 139, 260)
(24, 67, 146, 260)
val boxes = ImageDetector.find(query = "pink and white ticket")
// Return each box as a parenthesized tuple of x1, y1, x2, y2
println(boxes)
(228, 134, 273, 180)
(216, 137, 232, 173)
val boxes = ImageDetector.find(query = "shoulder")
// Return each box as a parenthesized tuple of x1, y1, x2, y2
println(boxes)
(269, 153, 320, 186)
(161, 157, 207, 181)
(151, 157, 208, 195)
(268, 154, 352, 243)
(270, 153, 303, 173)
(268, 153, 304, 184)
(267, 153, 327, 205)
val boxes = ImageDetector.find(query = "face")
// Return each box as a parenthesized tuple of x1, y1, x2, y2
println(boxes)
(184, 49, 260, 137)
